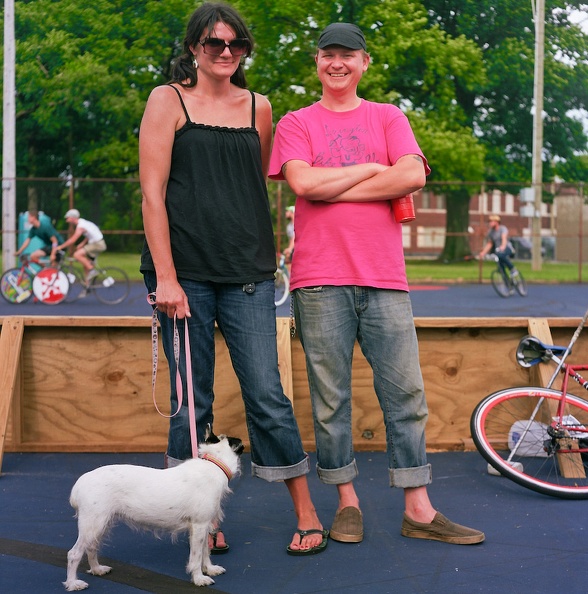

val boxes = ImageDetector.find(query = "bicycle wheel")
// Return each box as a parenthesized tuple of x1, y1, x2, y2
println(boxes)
(471, 387, 588, 498)
(91, 266, 130, 304)
(511, 269, 528, 297)
(274, 267, 290, 306)
(32, 267, 69, 304)
(0, 268, 34, 303)
(62, 265, 86, 302)
(490, 269, 512, 298)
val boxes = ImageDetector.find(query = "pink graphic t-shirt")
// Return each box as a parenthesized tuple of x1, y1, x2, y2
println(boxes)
(269, 100, 430, 292)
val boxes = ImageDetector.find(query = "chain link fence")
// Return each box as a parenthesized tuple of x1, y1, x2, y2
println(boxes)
(2, 177, 586, 277)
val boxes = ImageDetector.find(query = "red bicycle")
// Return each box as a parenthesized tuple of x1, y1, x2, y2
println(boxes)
(471, 307, 588, 498)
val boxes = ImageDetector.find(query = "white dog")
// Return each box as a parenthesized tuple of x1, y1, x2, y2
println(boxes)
(63, 430, 244, 590)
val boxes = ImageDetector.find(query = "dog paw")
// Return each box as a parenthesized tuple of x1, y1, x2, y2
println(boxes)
(63, 579, 89, 591)
(192, 574, 215, 587)
(87, 564, 112, 576)
(205, 564, 226, 577)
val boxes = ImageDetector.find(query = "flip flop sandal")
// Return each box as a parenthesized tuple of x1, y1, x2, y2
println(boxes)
(286, 528, 329, 556)
(209, 528, 230, 555)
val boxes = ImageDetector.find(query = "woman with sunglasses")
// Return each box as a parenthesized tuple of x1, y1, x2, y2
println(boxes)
(139, 2, 327, 557)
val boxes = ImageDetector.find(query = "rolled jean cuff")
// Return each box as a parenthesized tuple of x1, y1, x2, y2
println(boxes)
(251, 454, 310, 482)
(317, 459, 358, 485)
(389, 463, 432, 488)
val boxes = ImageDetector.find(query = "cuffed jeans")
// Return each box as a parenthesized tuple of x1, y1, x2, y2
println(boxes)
(144, 272, 309, 482)
(294, 285, 431, 489)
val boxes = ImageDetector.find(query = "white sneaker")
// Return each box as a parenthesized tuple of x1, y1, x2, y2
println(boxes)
(86, 268, 99, 282)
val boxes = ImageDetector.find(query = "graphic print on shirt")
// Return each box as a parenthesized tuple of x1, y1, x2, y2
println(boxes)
(313, 125, 377, 167)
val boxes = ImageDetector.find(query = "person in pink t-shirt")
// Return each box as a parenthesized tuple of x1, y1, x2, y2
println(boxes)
(269, 22, 484, 547)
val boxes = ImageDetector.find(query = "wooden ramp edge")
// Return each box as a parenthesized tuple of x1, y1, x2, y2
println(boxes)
(527, 318, 584, 478)
(0, 317, 24, 474)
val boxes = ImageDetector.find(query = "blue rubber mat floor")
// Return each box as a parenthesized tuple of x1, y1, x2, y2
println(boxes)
(1, 450, 586, 594)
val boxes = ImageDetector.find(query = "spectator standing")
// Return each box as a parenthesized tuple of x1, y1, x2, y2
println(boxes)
(269, 22, 484, 547)
(138, 2, 326, 556)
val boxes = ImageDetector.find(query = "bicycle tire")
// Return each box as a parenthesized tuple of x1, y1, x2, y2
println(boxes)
(490, 269, 512, 298)
(62, 265, 86, 302)
(471, 387, 588, 499)
(91, 266, 130, 304)
(0, 267, 34, 304)
(32, 267, 69, 304)
(511, 270, 528, 297)
(274, 267, 290, 306)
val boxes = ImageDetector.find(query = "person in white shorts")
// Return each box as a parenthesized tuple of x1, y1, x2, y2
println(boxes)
(53, 209, 107, 282)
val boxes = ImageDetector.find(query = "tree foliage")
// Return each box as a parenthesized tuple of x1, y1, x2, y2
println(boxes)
(423, 0, 588, 185)
(1, 0, 586, 257)
(11, 0, 192, 179)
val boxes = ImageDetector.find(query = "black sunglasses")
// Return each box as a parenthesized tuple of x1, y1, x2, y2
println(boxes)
(198, 37, 251, 57)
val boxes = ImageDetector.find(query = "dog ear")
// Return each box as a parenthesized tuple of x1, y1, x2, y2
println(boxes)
(204, 424, 220, 444)
(228, 437, 244, 455)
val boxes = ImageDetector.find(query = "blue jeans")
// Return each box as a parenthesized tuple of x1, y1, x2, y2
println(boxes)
(495, 247, 515, 273)
(144, 272, 309, 482)
(294, 286, 432, 489)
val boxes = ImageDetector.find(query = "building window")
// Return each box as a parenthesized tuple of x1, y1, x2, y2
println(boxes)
(416, 226, 445, 249)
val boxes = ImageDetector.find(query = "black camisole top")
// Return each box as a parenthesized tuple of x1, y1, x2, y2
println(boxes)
(141, 85, 276, 284)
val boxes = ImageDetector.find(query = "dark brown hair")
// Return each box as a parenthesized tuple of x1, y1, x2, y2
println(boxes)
(170, 2, 253, 88)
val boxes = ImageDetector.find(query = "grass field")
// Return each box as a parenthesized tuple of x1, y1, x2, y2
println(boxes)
(2, 253, 587, 284)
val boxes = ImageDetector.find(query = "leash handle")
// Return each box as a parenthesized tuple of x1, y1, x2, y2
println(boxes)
(148, 292, 198, 458)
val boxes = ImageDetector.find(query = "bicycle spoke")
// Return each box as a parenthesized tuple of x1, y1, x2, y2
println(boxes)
(92, 267, 130, 304)
(1, 268, 34, 304)
(63, 266, 86, 302)
(511, 270, 528, 297)
(491, 269, 511, 298)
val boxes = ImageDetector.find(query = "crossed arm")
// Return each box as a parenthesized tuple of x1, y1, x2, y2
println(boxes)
(281, 154, 426, 203)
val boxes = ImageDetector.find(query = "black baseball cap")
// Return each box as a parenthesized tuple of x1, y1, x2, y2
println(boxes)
(317, 23, 367, 51)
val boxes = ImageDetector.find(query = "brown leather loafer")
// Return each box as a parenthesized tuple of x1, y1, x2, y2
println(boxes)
(401, 512, 485, 545)
(330, 506, 363, 543)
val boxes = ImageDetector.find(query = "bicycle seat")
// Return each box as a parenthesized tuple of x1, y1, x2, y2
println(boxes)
(516, 335, 569, 368)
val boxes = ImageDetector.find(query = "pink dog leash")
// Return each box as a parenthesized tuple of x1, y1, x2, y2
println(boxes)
(148, 292, 198, 458)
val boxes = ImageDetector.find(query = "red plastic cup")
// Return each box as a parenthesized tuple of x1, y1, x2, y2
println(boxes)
(392, 195, 416, 223)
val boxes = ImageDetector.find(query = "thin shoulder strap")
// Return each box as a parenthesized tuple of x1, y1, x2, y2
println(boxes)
(250, 90, 256, 128)
(167, 83, 191, 124)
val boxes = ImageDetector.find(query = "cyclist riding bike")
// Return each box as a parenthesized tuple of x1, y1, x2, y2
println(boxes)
(52, 209, 107, 284)
(478, 214, 520, 278)
(15, 209, 63, 265)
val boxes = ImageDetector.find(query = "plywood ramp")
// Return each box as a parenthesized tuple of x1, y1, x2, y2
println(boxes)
(1, 316, 586, 460)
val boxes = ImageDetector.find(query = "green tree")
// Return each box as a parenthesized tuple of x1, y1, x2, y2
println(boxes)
(237, 0, 486, 260)
(13, 0, 191, 180)
(422, 0, 588, 259)
(2, 0, 192, 238)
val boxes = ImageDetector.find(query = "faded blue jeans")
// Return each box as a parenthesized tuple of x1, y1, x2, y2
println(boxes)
(294, 286, 432, 489)
(144, 272, 309, 482)
(495, 246, 515, 274)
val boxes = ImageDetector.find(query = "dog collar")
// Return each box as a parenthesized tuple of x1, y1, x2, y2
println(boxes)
(201, 454, 233, 481)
